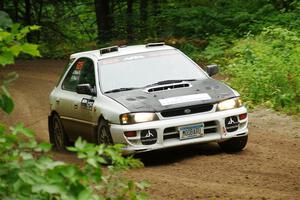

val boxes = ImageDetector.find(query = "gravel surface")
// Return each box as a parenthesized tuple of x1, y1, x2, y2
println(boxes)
(1, 60, 299, 200)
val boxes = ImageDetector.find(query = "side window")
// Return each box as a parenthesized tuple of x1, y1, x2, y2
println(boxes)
(62, 58, 96, 92)
(56, 58, 75, 87)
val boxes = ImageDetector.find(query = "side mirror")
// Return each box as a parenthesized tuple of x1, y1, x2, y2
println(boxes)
(76, 84, 96, 96)
(205, 64, 219, 77)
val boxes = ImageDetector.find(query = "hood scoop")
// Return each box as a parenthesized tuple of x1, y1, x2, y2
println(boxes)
(147, 82, 191, 93)
(105, 79, 236, 113)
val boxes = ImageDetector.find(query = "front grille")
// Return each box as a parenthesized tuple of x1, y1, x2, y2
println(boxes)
(163, 121, 218, 140)
(161, 104, 214, 117)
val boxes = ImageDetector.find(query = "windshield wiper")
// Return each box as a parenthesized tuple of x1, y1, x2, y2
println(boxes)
(104, 87, 139, 94)
(144, 79, 197, 88)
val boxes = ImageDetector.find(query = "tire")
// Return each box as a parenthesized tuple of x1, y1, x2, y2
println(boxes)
(218, 135, 248, 153)
(51, 114, 70, 151)
(96, 119, 113, 145)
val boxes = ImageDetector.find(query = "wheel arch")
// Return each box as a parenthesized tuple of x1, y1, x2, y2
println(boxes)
(95, 114, 113, 144)
(97, 114, 107, 124)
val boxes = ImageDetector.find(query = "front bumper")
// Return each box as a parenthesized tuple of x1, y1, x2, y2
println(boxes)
(110, 106, 248, 153)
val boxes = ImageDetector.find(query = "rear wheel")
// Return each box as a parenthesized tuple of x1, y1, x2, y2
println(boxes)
(96, 119, 113, 145)
(218, 135, 248, 153)
(52, 114, 70, 150)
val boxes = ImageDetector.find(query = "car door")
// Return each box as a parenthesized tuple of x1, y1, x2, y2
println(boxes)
(71, 57, 97, 142)
(58, 57, 96, 142)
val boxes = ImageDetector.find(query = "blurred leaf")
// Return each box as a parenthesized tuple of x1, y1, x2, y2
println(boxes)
(35, 142, 52, 152)
(21, 43, 41, 57)
(0, 86, 14, 113)
(20, 152, 33, 160)
(10, 45, 23, 56)
(10, 123, 34, 137)
(0, 51, 14, 66)
(32, 184, 66, 195)
(0, 31, 11, 42)
(77, 189, 93, 200)
(0, 11, 13, 28)
(87, 158, 98, 168)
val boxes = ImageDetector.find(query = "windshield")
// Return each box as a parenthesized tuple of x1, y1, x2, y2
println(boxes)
(98, 49, 207, 93)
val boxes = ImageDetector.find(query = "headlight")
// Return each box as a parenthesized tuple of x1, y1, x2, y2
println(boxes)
(120, 113, 158, 125)
(217, 97, 243, 111)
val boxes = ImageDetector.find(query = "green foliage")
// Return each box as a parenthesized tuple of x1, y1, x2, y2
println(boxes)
(3, 0, 299, 58)
(0, 11, 13, 28)
(219, 27, 300, 114)
(0, 123, 148, 200)
(0, 85, 14, 113)
(0, 12, 148, 199)
(0, 23, 40, 66)
(0, 15, 40, 113)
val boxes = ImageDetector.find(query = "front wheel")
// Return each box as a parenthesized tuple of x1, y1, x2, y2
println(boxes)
(51, 114, 70, 151)
(218, 135, 248, 153)
(96, 119, 113, 145)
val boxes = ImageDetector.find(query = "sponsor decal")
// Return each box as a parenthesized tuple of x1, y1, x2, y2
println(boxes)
(159, 93, 211, 106)
(225, 116, 239, 127)
(141, 129, 157, 145)
(144, 130, 154, 138)
(81, 98, 94, 110)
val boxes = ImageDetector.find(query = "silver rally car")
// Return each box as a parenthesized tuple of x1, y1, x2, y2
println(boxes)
(48, 43, 248, 153)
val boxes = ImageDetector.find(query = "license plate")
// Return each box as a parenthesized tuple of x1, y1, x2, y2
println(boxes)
(178, 123, 204, 140)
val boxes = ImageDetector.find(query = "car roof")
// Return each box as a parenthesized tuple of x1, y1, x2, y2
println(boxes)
(70, 44, 175, 60)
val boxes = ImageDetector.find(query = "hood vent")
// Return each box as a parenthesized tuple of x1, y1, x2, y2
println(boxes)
(147, 83, 190, 93)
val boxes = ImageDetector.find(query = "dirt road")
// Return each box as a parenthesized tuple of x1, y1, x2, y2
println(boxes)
(1, 60, 299, 200)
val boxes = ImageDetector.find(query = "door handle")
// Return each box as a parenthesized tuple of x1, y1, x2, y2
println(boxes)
(74, 104, 78, 109)
(55, 99, 60, 104)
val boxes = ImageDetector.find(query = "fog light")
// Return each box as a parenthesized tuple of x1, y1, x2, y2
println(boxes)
(239, 113, 247, 120)
(124, 131, 137, 137)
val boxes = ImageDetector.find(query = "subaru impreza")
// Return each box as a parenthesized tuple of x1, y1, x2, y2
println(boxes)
(48, 43, 248, 153)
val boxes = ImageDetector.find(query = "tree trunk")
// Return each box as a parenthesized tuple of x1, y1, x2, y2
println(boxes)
(152, 0, 160, 38)
(13, 0, 19, 22)
(94, 0, 112, 42)
(36, 0, 43, 42)
(139, 0, 148, 37)
(25, 0, 31, 25)
(0, 0, 4, 10)
(273, 0, 294, 10)
(25, 0, 32, 41)
(127, 0, 133, 41)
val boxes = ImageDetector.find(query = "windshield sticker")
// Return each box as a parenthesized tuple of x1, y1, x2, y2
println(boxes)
(159, 93, 211, 106)
(99, 50, 177, 65)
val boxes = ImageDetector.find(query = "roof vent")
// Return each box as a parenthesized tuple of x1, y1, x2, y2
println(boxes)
(100, 46, 118, 55)
(145, 42, 165, 48)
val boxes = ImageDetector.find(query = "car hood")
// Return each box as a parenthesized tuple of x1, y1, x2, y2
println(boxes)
(104, 79, 237, 112)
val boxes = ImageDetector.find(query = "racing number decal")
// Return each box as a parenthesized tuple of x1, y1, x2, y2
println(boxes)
(81, 98, 94, 110)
